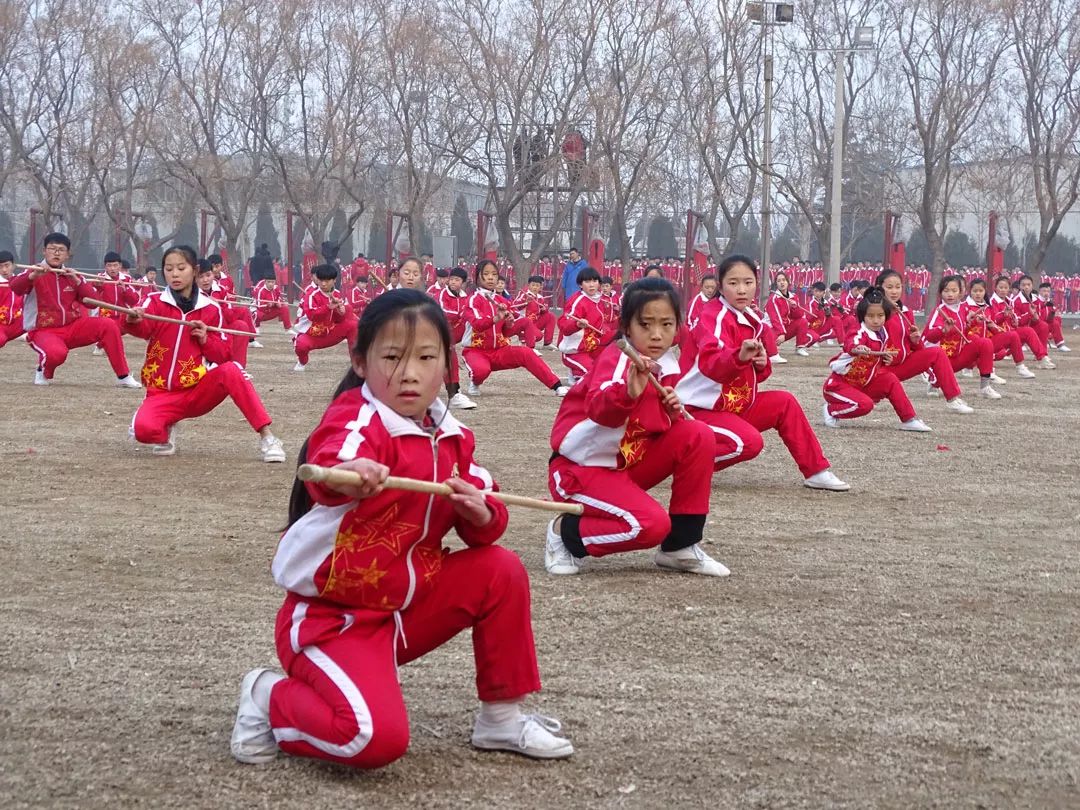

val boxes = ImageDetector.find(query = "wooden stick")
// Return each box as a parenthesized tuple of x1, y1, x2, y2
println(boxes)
(297, 464, 584, 515)
(17, 264, 156, 286)
(615, 339, 692, 420)
(81, 297, 258, 338)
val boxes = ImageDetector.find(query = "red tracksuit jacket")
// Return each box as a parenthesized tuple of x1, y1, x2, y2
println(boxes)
(253, 280, 284, 308)
(462, 290, 512, 350)
(92, 273, 141, 322)
(271, 384, 509, 612)
(827, 325, 889, 387)
(557, 291, 605, 354)
(550, 342, 681, 470)
(297, 287, 346, 336)
(676, 297, 771, 415)
(962, 297, 1000, 340)
(10, 268, 96, 330)
(767, 291, 805, 332)
(923, 303, 970, 358)
(437, 287, 470, 343)
(1009, 291, 1039, 328)
(807, 298, 831, 333)
(127, 289, 232, 390)
(988, 293, 1019, 332)
(511, 289, 550, 321)
(686, 292, 710, 330)
(0, 280, 24, 330)
(882, 304, 923, 363)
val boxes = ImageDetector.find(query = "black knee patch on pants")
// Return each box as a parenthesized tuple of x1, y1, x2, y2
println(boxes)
(559, 515, 587, 558)
(661, 514, 706, 552)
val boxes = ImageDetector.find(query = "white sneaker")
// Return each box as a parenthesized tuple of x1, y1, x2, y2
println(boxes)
(960, 368, 973, 377)
(292, 361, 306, 372)
(231, 668, 283, 765)
(471, 713, 573, 760)
(926, 382, 940, 398)
(152, 427, 177, 456)
(286, 327, 299, 337)
(654, 543, 730, 577)
(467, 382, 481, 396)
(826, 338, 838, 346)
(92, 346, 104, 356)
(260, 435, 286, 463)
(822, 402, 841, 428)
(448, 392, 477, 409)
(555, 385, 570, 397)
(565, 375, 579, 387)
(533, 348, 543, 356)
(544, 520, 581, 575)
(1015, 363, 1036, 379)
(33, 369, 49, 386)
(1037, 356, 1056, 370)
(1055, 343, 1071, 352)
(250, 340, 264, 349)
(899, 418, 932, 432)
(796, 347, 810, 357)
(979, 384, 1003, 399)
(544, 343, 557, 351)
(116, 374, 142, 389)
(769, 354, 788, 364)
(989, 371, 1007, 384)
(803, 470, 850, 491)
(944, 397, 974, 414)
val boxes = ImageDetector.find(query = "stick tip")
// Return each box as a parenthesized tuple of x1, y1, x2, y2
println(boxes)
(296, 464, 321, 482)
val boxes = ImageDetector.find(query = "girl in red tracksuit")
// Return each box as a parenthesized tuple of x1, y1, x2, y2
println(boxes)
(507, 275, 556, 350)
(924, 275, 1002, 399)
(437, 267, 476, 409)
(875, 269, 975, 414)
(348, 275, 372, 320)
(462, 259, 568, 398)
(557, 266, 608, 379)
(198, 263, 256, 366)
(127, 246, 285, 461)
(293, 264, 358, 371)
(546, 278, 727, 578)
(990, 276, 1052, 369)
(1036, 282, 1069, 352)
(230, 289, 572, 769)
(965, 279, 1035, 379)
(1007, 275, 1056, 369)
(822, 289, 931, 432)
(676, 255, 849, 491)
(253, 277, 292, 331)
(767, 271, 815, 356)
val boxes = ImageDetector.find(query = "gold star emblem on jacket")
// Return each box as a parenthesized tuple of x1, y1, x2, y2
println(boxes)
(722, 381, 752, 414)
(618, 419, 649, 468)
(146, 340, 169, 362)
(177, 357, 207, 388)
(334, 503, 418, 556)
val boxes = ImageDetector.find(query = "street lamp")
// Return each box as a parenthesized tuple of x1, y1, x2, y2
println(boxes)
(826, 25, 875, 287)
(748, 2, 795, 303)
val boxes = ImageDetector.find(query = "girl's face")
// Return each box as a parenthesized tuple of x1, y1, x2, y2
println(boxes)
(970, 284, 986, 303)
(478, 265, 498, 290)
(163, 254, 195, 292)
(580, 278, 600, 295)
(881, 275, 903, 304)
(995, 280, 1010, 298)
(775, 274, 789, 293)
(398, 263, 422, 289)
(318, 277, 337, 293)
(196, 271, 215, 292)
(1020, 278, 1033, 296)
(627, 297, 678, 360)
(941, 281, 962, 305)
(863, 303, 887, 331)
(701, 279, 717, 298)
(354, 315, 446, 420)
(720, 264, 757, 311)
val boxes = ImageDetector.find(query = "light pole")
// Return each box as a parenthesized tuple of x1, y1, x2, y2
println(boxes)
(825, 25, 874, 287)
(748, 1, 794, 304)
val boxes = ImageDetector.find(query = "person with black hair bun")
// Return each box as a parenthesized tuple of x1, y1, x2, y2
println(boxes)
(822, 288, 931, 432)
(232, 288, 573, 769)
(292, 263, 358, 371)
(925, 275, 1002, 399)
(556, 265, 606, 381)
(767, 270, 816, 358)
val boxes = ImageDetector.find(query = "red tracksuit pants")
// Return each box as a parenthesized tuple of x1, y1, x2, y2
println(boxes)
(947, 337, 994, 376)
(29, 318, 130, 379)
(823, 371, 916, 423)
(295, 319, 358, 365)
(507, 313, 555, 348)
(561, 350, 599, 377)
(0, 321, 25, 348)
(256, 305, 292, 330)
(548, 418, 714, 557)
(132, 363, 271, 444)
(1014, 325, 1047, 359)
(688, 390, 831, 478)
(991, 331, 1025, 363)
(463, 346, 560, 388)
(891, 346, 962, 400)
(1046, 318, 1064, 346)
(268, 545, 540, 770)
(773, 318, 815, 348)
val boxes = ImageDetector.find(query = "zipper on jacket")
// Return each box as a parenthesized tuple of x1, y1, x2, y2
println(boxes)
(399, 435, 439, 611)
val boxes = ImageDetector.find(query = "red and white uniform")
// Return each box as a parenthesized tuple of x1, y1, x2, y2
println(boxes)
(426, 281, 446, 297)
(437, 286, 469, 385)
(10, 267, 131, 380)
(686, 292, 710, 331)
(806, 297, 839, 341)
(924, 302, 994, 375)
(964, 296, 1024, 364)
(989, 292, 1047, 360)
(461, 289, 561, 389)
(767, 290, 815, 348)
(823, 324, 915, 423)
(0, 277, 25, 348)
(294, 287, 357, 366)
(557, 291, 606, 377)
(92, 272, 140, 323)
(1011, 290, 1051, 354)
(216, 272, 235, 297)
(209, 284, 255, 367)
(1035, 295, 1065, 347)
(253, 280, 292, 330)
(676, 298, 831, 478)
(549, 343, 714, 558)
(268, 385, 537, 770)
(507, 289, 555, 348)
(128, 288, 271, 444)
(347, 283, 371, 321)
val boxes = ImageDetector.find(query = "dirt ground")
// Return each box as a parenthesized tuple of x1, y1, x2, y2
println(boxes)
(1, 327, 1078, 809)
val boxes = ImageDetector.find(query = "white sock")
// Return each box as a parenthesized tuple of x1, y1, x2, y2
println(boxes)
(478, 700, 524, 728)
(252, 671, 283, 714)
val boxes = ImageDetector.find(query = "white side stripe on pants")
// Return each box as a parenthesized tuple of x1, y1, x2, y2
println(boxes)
(552, 470, 641, 547)
(824, 389, 860, 417)
(705, 424, 745, 464)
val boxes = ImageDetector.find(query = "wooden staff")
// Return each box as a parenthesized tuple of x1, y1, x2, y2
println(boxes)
(17, 264, 156, 287)
(297, 464, 584, 515)
(615, 338, 692, 420)
(81, 297, 258, 338)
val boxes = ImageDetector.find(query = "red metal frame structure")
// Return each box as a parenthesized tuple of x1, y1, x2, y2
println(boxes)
(986, 210, 1005, 277)
(476, 210, 496, 262)
(883, 210, 905, 275)
(683, 209, 706, 304)
(386, 211, 410, 268)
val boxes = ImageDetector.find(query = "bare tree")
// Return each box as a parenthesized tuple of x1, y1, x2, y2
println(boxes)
(1004, 0, 1080, 281)
(886, 0, 1009, 308)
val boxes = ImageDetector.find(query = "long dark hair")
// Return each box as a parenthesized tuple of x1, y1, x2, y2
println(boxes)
(286, 289, 453, 528)
(161, 245, 198, 270)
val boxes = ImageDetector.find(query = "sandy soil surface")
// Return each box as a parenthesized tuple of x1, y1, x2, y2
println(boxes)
(1, 328, 1078, 809)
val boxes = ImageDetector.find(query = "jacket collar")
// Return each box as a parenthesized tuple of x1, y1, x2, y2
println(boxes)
(361, 382, 464, 439)
(720, 297, 760, 329)
(161, 286, 216, 312)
